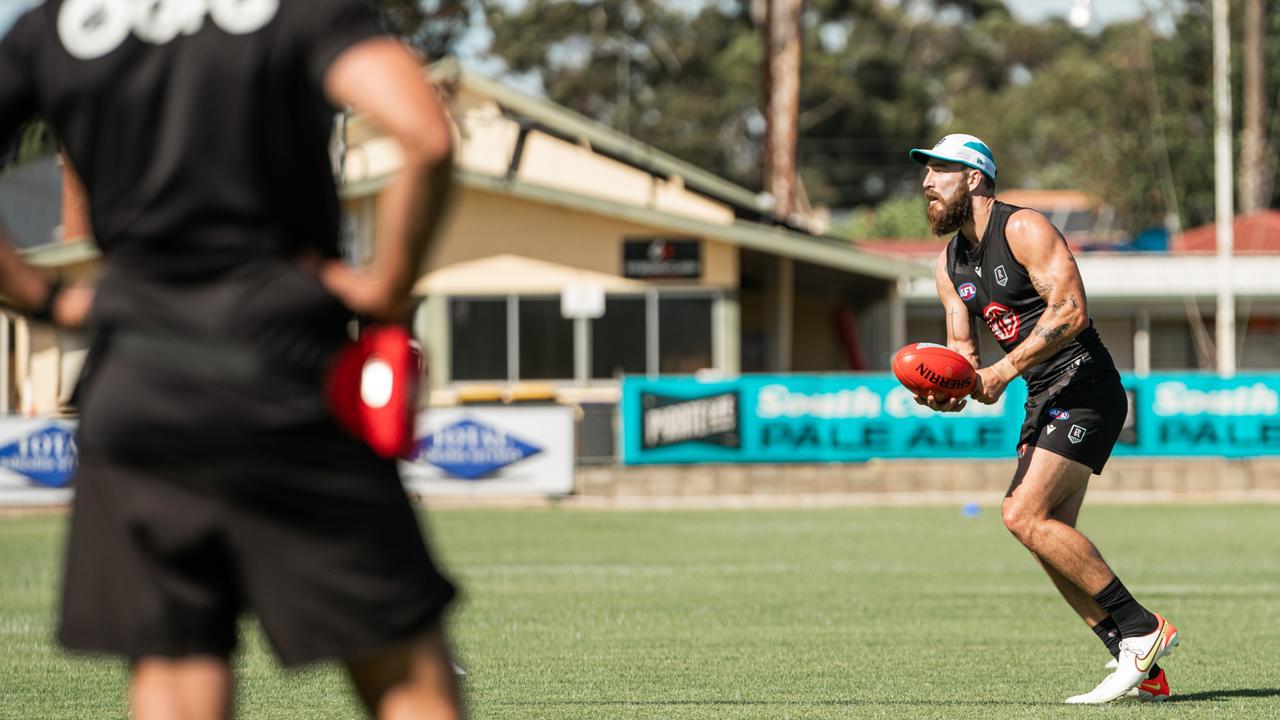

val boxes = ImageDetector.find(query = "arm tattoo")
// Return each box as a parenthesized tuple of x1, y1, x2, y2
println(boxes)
(1030, 274, 1054, 298)
(1048, 294, 1080, 314)
(1035, 322, 1072, 343)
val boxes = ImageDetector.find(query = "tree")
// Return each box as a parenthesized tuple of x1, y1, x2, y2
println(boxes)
(481, 0, 1013, 210)
(378, 0, 476, 59)
(447, 0, 1276, 233)
(944, 0, 1280, 232)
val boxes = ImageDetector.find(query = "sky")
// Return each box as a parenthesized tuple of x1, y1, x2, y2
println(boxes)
(1006, 0, 1149, 26)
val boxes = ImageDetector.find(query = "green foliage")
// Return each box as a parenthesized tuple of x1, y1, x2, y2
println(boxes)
(480, 1, 1014, 209)
(924, 0, 1280, 230)
(832, 193, 932, 240)
(423, 0, 1274, 232)
(0, 120, 57, 172)
(376, 0, 475, 58)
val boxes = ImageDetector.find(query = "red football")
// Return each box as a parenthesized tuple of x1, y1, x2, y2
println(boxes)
(892, 343, 976, 400)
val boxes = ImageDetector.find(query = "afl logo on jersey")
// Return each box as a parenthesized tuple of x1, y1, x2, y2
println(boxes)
(994, 265, 1009, 287)
(58, 0, 279, 60)
(958, 282, 977, 302)
(982, 301, 1021, 343)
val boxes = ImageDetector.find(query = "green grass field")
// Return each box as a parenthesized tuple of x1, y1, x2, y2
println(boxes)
(2, 503, 1278, 719)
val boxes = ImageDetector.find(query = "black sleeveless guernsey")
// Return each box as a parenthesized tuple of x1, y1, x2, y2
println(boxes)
(945, 202, 1116, 396)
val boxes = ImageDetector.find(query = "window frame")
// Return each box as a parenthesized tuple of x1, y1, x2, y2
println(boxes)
(445, 288, 724, 383)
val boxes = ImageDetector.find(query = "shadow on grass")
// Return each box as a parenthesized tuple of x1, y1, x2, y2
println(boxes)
(1167, 688, 1280, 703)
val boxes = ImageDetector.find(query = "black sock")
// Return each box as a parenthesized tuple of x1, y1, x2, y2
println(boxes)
(1092, 577, 1159, 638)
(1150, 663, 1162, 679)
(1091, 617, 1122, 658)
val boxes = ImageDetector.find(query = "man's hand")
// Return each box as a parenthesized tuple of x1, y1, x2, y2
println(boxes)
(51, 282, 95, 329)
(317, 260, 413, 322)
(914, 391, 967, 413)
(971, 366, 1010, 405)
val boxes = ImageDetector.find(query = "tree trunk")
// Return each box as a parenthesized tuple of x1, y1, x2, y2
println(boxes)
(764, 0, 803, 221)
(1239, 0, 1266, 214)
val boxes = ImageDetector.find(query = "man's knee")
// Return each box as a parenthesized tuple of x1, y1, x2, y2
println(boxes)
(1001, 498, 1046, 548)
(346, 626, 460, 720)
(378, 683, 460, 720)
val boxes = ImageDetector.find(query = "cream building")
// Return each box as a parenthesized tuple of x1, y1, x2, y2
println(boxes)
(9, 61, 924, 421)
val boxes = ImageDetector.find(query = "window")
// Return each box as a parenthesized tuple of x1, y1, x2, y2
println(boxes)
(1092, 317, 1134, 370)
(518, 298, 575, 379)
(447, 291, 720, 382)
(1150, 319, 1197, 370)
(450, 298, 507, 380)
(592, 297, 647, 379)
(659, 297, 713, 373)
(1240, 315, 1280, 370)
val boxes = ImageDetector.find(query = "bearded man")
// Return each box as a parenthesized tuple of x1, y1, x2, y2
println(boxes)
(909, 134, 1179, 704)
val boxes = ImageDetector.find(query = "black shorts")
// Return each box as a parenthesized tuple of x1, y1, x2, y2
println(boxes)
(1019, 370, 1127, 474)
(58, 353, 456, 666)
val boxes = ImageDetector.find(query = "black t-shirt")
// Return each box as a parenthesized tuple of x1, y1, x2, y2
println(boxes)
(0, 0, 389, 431)
(945, 201, 1116, 396)
(2, 0, 385, 267)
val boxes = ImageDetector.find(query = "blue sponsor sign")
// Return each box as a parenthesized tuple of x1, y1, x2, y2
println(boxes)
(0, 423, 78, 488)
(622, 375, 1028, 464)
(622, 373, 1280, 464)
(413, 417, 542, 480)
(1118, 374, 1280, 457)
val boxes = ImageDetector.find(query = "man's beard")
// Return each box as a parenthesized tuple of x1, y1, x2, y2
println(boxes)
(927, 185, 973, 236)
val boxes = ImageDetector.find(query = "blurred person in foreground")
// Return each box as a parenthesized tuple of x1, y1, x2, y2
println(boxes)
(0, 1, 460, 718)
(909, 134, 1178, 705)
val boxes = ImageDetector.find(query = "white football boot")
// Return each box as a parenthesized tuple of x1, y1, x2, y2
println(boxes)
(1103, 659, 1173, 700)
(1065, 614, 1179, 705)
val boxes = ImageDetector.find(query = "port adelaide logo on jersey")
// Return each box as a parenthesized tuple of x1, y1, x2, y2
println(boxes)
(994, 265, 1009, 287)
(958, 282, 977, 302)
(642, 391, 740, 450)
(982, 301, 1021, 343)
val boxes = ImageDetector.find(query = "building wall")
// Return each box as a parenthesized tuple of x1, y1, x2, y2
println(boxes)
(791, 288, 848, 372)
(426, 186, 739, 288)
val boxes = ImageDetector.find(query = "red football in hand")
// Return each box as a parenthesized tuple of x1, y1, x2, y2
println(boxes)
(892, 343, 976, 400)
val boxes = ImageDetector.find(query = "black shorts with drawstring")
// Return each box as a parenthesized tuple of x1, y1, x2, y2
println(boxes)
(1016, 369, 1128, 475)
(58, 414, 456, 666)
(57, 268, 455, 665)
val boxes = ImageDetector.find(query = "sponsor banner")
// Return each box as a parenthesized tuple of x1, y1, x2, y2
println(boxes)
(400, 405, 575, 495)
(1118, 374, 1280, 457)
(622, 373, 1280, 464)
(0, 418, 78, 506)
(622, 375, 1028, 464)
